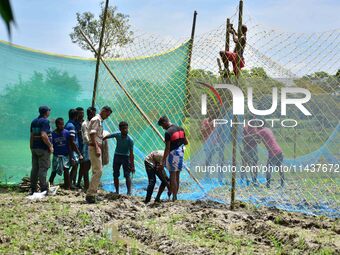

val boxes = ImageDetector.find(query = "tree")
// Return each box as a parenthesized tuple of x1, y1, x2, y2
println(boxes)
(0, 0, 15, 37)
(294, 71, 339, 94)
(70, 2, 133, 57)
(0, 68, 81, 139)
(336, 69, 340, 78)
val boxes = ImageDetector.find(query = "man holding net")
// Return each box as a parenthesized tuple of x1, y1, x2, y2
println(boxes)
(256, 125, 285, 188)
(103, 121, 135, 195)
(219, 24, 247, 76)
(158, 116, 188, 202)
(242, 123, 260, 185)
(143, 150, 171, 204)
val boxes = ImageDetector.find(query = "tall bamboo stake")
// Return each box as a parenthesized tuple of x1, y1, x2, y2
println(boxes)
(224, 18, 231, 80)
(92, 0, 110, 107)
(230, 0, 243, 210)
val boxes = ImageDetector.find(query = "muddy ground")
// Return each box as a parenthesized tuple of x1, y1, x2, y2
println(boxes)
(0, 187, 339, 255)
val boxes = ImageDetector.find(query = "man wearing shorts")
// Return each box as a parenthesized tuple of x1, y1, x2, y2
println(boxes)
(144, 150, 170, 203)
(48, 118, 72, 189)
(158, 116, 188, 202)
(29, 106, 53, 194)
(104, 121, 135, 195)
(220, 24, 247, 76)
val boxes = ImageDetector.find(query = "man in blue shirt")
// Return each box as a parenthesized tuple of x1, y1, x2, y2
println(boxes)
(48, 118, 72, 189)
(30, 106, 53, 194)
(104, 121, 135, 195)
(65, 109, 83, 189)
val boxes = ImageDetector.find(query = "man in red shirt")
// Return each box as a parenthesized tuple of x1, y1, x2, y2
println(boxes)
(158, 116, 188, 202)
(220, 24, 247, 76)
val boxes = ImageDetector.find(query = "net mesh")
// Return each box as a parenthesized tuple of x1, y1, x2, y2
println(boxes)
(0, 15, 339, 217)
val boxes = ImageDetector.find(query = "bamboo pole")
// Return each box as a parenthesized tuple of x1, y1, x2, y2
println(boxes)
(235, 0, 244, 78)
(223, 18, 231, 80)
(92, 0, 110, 107)
(79, 28, 205, 193)
(186, 10, 197, 79)
(230, 0, 243, 211)
(183, 11, 198, 118)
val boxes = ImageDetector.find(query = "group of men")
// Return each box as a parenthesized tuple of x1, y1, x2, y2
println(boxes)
(29, 23, 248, 202)
(30, 105, 99, 195)
(29, 106, 188, 204)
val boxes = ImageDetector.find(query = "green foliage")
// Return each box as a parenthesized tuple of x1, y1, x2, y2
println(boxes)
(270, 236, 283, 255)
(70, 1, 133, 57)
(189, 69, 219, 82)
(294, 70, 340, 94)
(0, 68, 81, 139)
(274, 216, 283, 225)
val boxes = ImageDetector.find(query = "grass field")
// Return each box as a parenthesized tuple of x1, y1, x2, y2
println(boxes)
(0, 188, 339, 254)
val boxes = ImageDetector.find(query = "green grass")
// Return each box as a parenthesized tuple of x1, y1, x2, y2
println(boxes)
(142, 213, 257, 254)
(0, 192, 128, 254)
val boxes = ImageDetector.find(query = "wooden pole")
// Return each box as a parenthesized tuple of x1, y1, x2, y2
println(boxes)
(294, 130, 297, 160)
(191, 11, 198, 41)
(92, 0, 110, 107)
(79, 28, 205, 193)
(184, 11, 197, 117)
(235, 0, 243, 78)
(184, 10, 197, 81)
(223, 18, 231, 80)
(185, 10, 197, 94)
(230, 0, 243, 211)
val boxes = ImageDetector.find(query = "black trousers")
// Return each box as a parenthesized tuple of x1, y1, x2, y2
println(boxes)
(145, 161, 170, 202)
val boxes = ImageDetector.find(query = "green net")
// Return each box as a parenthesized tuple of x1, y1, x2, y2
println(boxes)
(0, 16, 339, 218)
(0, 40, 190, 184)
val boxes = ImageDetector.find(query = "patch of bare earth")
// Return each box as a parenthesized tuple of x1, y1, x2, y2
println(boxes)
(0, 188, 339, 254)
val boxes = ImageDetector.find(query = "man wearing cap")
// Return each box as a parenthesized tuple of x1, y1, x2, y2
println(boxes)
(158, 116, 188, 202)
(86, 106, 112, 203)
(29, 106, 53, 194)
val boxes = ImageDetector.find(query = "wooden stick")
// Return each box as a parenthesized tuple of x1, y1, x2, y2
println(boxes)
(79, 28, 205, 193)
(223, 18, 231, 79)
(92, 0, 110, 107)
(217, 58, 223, 75)
(230, 0, 243, 211)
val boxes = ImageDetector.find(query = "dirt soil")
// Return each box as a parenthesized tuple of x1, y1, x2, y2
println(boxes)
(0, 187, 339, 255)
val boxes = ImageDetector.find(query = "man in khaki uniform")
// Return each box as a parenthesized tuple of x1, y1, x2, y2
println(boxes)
(86, 106, 112, 203)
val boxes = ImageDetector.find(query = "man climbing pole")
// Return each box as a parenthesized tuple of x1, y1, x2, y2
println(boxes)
(219, 24, 247, 76)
